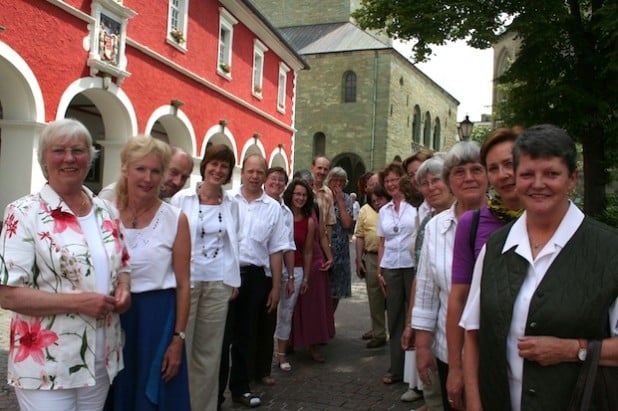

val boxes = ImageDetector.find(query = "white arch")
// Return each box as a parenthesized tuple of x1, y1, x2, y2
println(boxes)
(203, 124, 239, 164)
(268, 149, 289, 173)
(0, 41, 45, 122)
(240, 138, 266, 162)
(145, 106, 197, 155)
(56, 77, 137, 186)
(57, 77, 137, 137)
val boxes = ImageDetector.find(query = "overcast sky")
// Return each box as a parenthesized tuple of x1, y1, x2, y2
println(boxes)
(394, 40, 494, 123)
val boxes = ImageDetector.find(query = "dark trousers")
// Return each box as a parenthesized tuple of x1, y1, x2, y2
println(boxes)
(437, 358, 455, 411)
(218, 266, 271, 401)
(248, 277, 275, 381)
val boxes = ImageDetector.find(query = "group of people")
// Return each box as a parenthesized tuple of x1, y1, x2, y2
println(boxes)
(0, 119, 352, 411)
(0, 118, 616, 411)
(351, 124, 618, 411)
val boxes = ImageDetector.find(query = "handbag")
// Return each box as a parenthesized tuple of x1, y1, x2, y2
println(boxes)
(568, 340, 618, 411)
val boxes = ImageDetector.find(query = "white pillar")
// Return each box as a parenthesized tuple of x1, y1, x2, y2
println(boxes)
(0, 120, 45, 213)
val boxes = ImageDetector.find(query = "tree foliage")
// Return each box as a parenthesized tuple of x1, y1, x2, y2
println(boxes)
(353, 0, 618, 215)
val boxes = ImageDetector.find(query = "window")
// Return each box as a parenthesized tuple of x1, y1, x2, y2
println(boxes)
(433, 118, 442, 151)
(313, 133, 326, 157)
(343, 71, 357, 102)
(412, 105, 421, 143)
(218, 8, 238, 77)
(167, 0, 188, 48)
(277, 63, 290, 112)
(253, 40, 268, 97)
(423, 111, 432, 147)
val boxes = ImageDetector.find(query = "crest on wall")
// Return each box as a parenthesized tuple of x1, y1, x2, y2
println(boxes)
(86, 0, 136, 85)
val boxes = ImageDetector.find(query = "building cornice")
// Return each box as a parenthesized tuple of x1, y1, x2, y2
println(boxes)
(46, 0, 296, 133)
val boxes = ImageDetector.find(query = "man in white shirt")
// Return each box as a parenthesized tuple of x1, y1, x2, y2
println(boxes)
(218, 154, 288, 409)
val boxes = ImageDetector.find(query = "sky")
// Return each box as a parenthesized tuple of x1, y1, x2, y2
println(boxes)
(394, 40, 494, 123)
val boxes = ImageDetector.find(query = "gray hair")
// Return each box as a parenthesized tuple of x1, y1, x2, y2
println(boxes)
(416, 154, 446, 185)
(293, 169, 314, 184)
(325, 166, 348, 186)
(443, 141, 481, 183)
(38, 118, 97, 178)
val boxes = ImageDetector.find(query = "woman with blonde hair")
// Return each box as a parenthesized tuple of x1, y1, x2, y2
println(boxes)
(106, 136, 191, 410)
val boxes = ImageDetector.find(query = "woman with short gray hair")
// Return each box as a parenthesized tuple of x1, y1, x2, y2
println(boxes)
(412, 141, 487, 410)
(325, 167, 353, 313)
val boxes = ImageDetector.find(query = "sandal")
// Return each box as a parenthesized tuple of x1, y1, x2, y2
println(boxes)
(382, 373, 403, 384)
(276, 352, 292, 371)
(309, 348, 325, 363)
(232, 392, 261, 408)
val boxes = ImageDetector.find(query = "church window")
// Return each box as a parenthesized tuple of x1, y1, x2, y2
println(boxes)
(343, 71, 357, 103)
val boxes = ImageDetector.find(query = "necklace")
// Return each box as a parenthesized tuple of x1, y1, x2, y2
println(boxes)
(65, 192, 90, 216)
(199, 205, 223, 258)
(130, 201, 158, 228)
(197, 184, 222, 205)
(391, 202, 403, 233)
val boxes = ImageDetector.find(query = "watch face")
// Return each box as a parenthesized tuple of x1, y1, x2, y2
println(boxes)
(578, 348, 587, 361)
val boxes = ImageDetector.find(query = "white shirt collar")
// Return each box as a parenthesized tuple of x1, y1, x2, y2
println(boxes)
(503, 201, 585, 258)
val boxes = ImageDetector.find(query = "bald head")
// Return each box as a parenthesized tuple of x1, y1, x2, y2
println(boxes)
(160, 147, 193, 198)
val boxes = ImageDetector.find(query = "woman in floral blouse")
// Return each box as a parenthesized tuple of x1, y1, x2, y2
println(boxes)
(0, 118, 131, 410)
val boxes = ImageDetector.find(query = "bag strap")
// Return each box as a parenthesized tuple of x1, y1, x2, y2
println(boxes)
(469, 209, 481, 254)
(580, 340, 602, 411)
(569, 340, 602, 411)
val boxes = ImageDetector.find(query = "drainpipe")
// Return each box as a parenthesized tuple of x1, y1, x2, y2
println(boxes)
(370, 50, 379, 171)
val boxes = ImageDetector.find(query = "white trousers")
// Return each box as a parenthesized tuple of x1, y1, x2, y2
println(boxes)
(274, 267, 304, 340)
(15, 359, 109, 411)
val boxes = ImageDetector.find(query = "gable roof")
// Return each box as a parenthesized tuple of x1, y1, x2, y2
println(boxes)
(278, 22, 390, 54)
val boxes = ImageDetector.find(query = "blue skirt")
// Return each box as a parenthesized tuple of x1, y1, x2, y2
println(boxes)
(106, 289, 190, 411)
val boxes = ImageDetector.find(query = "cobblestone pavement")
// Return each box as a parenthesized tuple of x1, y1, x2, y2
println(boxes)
(0, 244, 424, 410)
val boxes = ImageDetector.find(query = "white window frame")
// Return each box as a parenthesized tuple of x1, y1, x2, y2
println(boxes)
(277, 63, 290, 112)
(167, 0, 189, 51)
(252, 39, 268, 98)
(217, 7, 238, 78)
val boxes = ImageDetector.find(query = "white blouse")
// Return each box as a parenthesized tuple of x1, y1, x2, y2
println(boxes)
(377, 200, 417, 269)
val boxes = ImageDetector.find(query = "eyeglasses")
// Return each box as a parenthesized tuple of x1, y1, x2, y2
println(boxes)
(267, 175, 287, 183)
(419, 177, 443, 188)
(450, 164, 485, 180)
(49, 146, 89, 158)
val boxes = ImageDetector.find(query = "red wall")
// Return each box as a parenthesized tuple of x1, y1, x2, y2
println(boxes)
(1, 0, 297, 160)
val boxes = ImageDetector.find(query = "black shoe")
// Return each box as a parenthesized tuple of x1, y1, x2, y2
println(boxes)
(366, 338, 386, 348)
(232, 392, 261, 408)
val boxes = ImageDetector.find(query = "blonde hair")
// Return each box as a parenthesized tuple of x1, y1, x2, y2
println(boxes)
(115, 136, 172, 210)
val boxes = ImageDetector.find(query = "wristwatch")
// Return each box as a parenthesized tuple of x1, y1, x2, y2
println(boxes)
(577, 339, 588, 362)
(173, 331, 186, 340)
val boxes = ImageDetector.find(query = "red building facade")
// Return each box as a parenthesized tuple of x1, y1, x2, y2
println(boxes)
(0, 0, 306, 211)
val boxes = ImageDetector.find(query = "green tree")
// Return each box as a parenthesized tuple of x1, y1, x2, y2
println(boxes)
(353, 0, 618, 215)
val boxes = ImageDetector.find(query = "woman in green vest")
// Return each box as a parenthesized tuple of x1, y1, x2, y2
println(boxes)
(460, 124, 618, 411)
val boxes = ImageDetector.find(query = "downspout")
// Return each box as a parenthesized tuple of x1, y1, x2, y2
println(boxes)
(370, 50, 379, 170)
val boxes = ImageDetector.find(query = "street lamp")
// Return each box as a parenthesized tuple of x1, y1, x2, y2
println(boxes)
(457, 115, 474, 141)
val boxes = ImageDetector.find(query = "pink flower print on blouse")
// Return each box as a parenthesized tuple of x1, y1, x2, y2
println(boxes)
(50, 208, 82, 234)
(3, 213, 18, 238)
(11, 318, 59, 365)
(102, 219, 122, 253)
